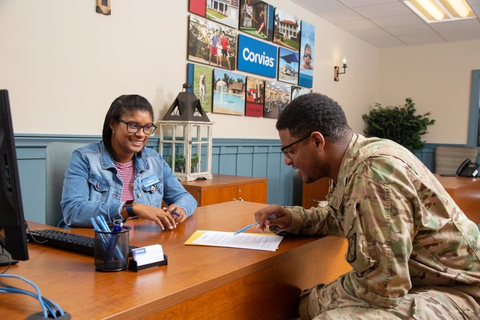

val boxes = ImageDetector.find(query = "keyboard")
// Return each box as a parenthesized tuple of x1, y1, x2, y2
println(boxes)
(26, 229, 137, 256)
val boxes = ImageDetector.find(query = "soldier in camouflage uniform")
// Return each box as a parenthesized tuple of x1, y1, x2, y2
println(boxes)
(255, 93, 480, 319)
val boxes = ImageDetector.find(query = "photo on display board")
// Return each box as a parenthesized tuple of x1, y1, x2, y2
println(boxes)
(273, 8, 301, 52)
(188, 15, 238, 71)
(187, 63, 213, 113)
(264, 80, 291, 119)
(245, 76, 265, 117)
(239, 0, 275, 41)
(205, 0, 240, 29)
(278, 47, 299, 85)
(212, 69, 246, 116)
(189, 0, 207, 17)
(291, 86, 312, 101)
(299, 20, 315, 88)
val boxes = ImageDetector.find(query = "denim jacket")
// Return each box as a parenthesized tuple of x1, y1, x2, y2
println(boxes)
(60, 141, 197, 228)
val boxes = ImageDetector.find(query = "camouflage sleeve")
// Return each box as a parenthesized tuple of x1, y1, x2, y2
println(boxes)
(269, 203, 343, 237)
(318, 172, 415, 310)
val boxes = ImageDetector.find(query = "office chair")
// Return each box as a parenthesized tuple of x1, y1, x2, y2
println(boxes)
(45, 142, 86, 227)
(435, 146, 479, 175)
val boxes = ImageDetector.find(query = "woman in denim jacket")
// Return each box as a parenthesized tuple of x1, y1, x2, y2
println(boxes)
(61, 94, 197, 230)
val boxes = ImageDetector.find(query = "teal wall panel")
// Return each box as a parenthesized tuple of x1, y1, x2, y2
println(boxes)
(17, 159, 45, 224)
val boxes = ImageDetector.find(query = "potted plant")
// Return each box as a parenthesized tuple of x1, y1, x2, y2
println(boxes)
(166, 154, 199, 173)
(362, 98, 435, 153)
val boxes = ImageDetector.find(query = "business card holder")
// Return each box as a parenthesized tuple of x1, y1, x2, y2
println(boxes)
(128, 254, 168, 272)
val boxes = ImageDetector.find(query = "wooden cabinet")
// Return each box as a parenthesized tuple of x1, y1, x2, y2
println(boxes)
(302, 177, 330, 208)
(181, 174, 268, 206)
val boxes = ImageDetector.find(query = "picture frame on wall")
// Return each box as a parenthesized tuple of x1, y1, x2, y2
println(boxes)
(239, 0, 275, 41)
(212, 69, 246, 116)
(299, 20, 315, 88)
(245, 76, 265, 117)
(291, 86, 312, 101)
(206, 0, 240, 29)
(273, 8, 301, 52)
(188, 15, 238, 71)
(278, 47, 299, 85)
(189, 0, 207, 17)
(187, 63, 214, 113)
(264, 80, 291, 119)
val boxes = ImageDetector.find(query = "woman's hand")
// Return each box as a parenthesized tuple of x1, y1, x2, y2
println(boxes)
(132, 203, 177, 230)
(163, 204, 187, 225)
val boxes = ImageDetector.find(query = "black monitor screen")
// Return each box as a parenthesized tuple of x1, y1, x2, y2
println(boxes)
(0, 89, 29, 264)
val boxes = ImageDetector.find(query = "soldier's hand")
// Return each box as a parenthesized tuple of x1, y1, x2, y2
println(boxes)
(254, 205, 292, 232)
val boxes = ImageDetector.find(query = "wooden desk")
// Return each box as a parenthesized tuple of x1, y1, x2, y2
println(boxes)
(434, 173, 480, 224)
(181, 174, 268, 206)
(3, 201, 350, 320)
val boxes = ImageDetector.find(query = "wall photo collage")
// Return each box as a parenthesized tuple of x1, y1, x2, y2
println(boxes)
(187, 0, 315, 118)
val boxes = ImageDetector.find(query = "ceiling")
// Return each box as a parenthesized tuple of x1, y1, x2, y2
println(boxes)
(290, 0, 480, 47)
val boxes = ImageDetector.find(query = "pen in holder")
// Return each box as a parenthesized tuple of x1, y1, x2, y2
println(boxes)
(91, 216, 130, 272)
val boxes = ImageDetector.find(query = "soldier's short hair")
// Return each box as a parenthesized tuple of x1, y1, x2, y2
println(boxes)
(276, 93, 351, 143)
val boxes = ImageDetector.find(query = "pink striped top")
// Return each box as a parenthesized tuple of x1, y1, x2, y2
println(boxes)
(115, 160, 135, 202)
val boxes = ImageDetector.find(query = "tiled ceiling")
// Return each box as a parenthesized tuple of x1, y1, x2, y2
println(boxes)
(291, 0, 480, 47)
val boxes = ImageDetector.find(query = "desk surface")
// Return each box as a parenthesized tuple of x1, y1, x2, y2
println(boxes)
(434, 173, 480, 224)
(434, 173, 480, 190)
(3, 201, 350, 319)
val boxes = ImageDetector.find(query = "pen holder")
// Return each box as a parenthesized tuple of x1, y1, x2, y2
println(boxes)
(94, 226, 130, 272)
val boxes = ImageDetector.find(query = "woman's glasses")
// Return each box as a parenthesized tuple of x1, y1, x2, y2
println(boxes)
(117, 119, 157, 135)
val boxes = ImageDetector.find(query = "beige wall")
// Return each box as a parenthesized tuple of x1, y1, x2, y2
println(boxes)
(0, 0, 378, 139)
(377, 40, 480, 144)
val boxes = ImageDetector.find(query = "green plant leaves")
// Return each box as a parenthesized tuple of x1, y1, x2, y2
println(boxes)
(362, 98, 435, 152)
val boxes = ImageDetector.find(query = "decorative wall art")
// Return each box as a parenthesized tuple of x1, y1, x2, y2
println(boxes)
(273, 8, 301, 52)
(264, 80, 291, 119)
(278, 47, 299, 85)
(189, 0, 207, 17)
(291, 86, 312, 101)
(96, 0, 111, 15)
(187, 63, 214, 113)
(206, 0, 240, 29)
(299, 21, 315, 88)
(188, 15, 238, 70)
(237, 34, 277, 78)
(245, 76, 265, 117)
(212, 69, 246, 116)
(239, 0, 275, 41)
(186, 1, 315, 118)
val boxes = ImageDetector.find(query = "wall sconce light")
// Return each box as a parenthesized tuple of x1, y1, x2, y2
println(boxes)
(334, 58, 347, 82)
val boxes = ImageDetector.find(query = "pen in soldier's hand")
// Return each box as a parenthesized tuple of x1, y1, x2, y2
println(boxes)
(234, 214, 275, 236)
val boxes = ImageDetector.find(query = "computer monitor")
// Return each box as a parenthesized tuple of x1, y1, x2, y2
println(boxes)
(0, 89, 29, 265)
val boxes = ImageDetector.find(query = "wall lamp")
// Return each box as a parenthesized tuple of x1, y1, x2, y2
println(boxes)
(334, 58, 347, 82)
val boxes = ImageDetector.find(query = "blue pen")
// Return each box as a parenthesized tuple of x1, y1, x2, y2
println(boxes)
(233, 214, 275, 236)
(90, 217, 109, 251)
(105, 226, 121, 262)
(168, 206, 180, 217)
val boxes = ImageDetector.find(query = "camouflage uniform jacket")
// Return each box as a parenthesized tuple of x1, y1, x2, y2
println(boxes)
(271, 134, 480, 309)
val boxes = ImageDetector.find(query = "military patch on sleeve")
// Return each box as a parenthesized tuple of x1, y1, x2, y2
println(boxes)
(347, 233, 356, 263)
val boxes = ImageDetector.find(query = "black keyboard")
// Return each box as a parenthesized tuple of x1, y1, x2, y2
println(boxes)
(27, 229, 137, 256)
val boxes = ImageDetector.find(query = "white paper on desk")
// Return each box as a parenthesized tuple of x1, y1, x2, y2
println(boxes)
(131, 244, 164, 266)
(185, 230, 283, 251)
